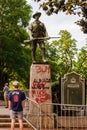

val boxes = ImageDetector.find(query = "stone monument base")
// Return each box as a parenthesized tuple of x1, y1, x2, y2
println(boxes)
(29, 63, 54, 128)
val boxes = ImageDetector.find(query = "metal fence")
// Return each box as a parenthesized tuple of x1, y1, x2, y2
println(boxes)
(24, 97, 87, 130)
(23, 97, 40, 130)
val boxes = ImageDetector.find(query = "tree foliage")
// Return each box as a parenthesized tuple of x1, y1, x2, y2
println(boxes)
(46, 30, 77, 81)
(74, 44, 87, 79)
(46, 30, 86, 102)
(32, 0, 87, 33)
(0, 0, 32, 88)
(0, 0, 86, 90)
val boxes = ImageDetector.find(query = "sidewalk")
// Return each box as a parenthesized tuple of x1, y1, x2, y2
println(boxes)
(0, 106, 10, 115)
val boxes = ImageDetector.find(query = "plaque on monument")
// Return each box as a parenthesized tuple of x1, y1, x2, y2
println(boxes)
(61, 72, 85, 110)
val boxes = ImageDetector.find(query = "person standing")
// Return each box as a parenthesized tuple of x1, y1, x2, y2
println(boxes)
(3, 82, 9, 108)
(8, 81, 26, 130)
(29, 12, 48, 63)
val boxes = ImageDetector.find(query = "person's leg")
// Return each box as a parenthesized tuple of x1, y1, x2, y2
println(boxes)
(18, 111, 23, 130)
(6, 95, 8, 107)
(11, 119, 15, 130)
(4, 95, 8, 108)
(10, 110, 16, 130)
(19, 119, 23, 130)
(4, 95, 6, 106)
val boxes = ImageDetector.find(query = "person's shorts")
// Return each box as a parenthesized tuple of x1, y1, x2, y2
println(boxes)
(10, 110, 23, 119)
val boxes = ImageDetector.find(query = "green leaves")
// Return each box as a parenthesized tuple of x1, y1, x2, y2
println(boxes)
(0, 0, 32, 88)
(74, 44, 87, 79)
(46, 30, 78, 81)
(32, 0, 87, 33)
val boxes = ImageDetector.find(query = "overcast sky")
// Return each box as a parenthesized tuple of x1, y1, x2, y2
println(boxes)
(27, 1, 87, 49)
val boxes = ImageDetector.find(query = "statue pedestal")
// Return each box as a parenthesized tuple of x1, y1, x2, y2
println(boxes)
(29, 63, 54, 128)
(29, 63, 52, 109)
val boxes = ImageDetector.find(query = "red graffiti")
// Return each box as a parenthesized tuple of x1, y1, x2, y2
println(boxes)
(32, 90, 45, 97)
(31, 90, 50, 103)
(32, 79, 46, 89)
(35, 65, 50, 73)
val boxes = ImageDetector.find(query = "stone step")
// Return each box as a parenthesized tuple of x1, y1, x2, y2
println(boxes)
(0, 118, 26, 122)
(0, 115, 9, 118)
(0, 128, 33, 130)
(0, 106, 33, 129)
(0, 118, 11, 122)
(0, 114, 30, 128)
(0, 122, 28, 128)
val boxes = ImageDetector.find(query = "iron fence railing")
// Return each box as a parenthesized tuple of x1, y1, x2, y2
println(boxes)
(24, 97, 87, 130)
(1, 89, 87, 130)
(23, 97, 40, 130)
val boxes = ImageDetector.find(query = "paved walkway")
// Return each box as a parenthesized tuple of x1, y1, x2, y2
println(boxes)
(0, 106, 10, 115)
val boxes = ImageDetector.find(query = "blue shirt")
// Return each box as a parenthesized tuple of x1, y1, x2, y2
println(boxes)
(8, 90, 26, 112)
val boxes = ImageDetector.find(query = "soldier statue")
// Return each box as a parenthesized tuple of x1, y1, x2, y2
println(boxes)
(28, 12, 48, 63)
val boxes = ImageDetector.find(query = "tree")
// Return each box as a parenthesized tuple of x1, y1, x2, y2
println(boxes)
(46, 30, 77, 102)
(74, 44, 87, 79)
(1, 0, 32, 41)
(46, 30, 77, 81)
(46, 40, 60, 81)
(32, 0, 87, 33)
(75, 4, 87, 33)
(0, 0, 32, 88)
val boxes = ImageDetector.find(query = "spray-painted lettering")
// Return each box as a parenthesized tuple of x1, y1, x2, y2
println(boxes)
(31, 90, 51, 103)
(35, 65, 50, 73)
(30, 64, 51, 104)
(32, 78, 50, 89)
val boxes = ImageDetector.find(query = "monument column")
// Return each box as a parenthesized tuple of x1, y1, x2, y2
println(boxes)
(29, 63, 54, 128)
(29, 63, 52, 112)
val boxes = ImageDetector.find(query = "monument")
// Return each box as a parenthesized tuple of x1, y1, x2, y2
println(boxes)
(28, 12, 54, 128)
(61, 72, 85, 110)
(28, 11, 52, 108)
(28, 11, 48, 63)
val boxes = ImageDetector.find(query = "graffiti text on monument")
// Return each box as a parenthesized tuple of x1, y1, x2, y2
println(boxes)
(32, 78, 50, 89)
(35, 65, 50, 73)
(30, 65, 51, 103)
(31, 90, 50, 103)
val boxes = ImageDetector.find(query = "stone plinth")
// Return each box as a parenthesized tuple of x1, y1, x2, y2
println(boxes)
(29, 63, 52, 113)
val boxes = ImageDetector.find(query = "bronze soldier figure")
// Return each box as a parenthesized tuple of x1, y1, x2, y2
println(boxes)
(28, 12, 48, 63)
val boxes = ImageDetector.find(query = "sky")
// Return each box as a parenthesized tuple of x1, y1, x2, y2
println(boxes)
(27, 0, 87, 49)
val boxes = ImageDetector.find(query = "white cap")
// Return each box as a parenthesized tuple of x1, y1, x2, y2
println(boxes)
(13, 81, 19, 86)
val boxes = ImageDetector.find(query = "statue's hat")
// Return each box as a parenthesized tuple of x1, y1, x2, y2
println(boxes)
(33, 12, 41, 18)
